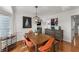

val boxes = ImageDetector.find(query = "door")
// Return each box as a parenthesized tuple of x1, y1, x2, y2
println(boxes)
(71, 15, 79, 46)
(71, 16, 75, 41)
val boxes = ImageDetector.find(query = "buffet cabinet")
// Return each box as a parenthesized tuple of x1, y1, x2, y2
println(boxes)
(0, 34, 17, 52)
(45, 29, 63, 41)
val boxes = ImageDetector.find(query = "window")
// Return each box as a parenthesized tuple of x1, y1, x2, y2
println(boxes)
(0, 16, 10, 37)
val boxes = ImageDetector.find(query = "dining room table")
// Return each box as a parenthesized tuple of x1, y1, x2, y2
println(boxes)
(27, 32, 55, 52)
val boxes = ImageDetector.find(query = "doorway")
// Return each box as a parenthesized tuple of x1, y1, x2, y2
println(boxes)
(71, 15, 79, 47)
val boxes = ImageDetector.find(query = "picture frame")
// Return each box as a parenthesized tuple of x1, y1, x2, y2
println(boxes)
(23, 16, 32, 28)
(51, 19, 55, 25)
(51, 18, 58, 26)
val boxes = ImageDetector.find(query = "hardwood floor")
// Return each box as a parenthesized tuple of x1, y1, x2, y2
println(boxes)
(62, 41, 72, 52)
(10, 41, 29, 52)
(10, 38, 79, 52)
(71, 36, 79, 52)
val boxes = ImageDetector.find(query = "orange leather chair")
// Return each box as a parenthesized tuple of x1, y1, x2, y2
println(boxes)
(38, 38, 54, 52)
(22, 37, 35, 52)
(22, 37, 34, 48)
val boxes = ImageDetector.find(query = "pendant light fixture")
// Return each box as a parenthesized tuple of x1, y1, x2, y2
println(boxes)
(33, 6, 41, 23)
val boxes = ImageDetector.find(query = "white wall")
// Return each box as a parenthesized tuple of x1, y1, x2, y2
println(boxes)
(0, 6, 13, 15)
(15, 13, 35, 41)
(15, 8, 79, 42)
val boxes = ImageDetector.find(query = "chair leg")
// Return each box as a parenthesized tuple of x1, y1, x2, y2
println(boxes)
(59, 41, 63, 51)
(53, 41, 60, 52)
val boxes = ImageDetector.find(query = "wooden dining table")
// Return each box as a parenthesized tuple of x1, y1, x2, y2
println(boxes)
(27, 33, 55, 52)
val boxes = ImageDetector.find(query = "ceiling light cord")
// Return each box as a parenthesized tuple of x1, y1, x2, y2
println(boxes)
(35, 6, 38, 16)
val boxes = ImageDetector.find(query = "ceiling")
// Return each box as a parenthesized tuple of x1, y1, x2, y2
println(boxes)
(14, 6, 79, 16)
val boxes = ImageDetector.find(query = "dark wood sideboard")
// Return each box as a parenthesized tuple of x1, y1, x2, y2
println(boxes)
(45, 29, 63, 41)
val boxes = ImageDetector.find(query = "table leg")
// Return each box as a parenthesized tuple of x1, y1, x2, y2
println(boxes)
(35, 45, 38, 52)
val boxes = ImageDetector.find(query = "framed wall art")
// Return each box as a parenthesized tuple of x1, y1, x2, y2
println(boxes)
(51, 18, 58, 26)
(23, 16, 32, 28)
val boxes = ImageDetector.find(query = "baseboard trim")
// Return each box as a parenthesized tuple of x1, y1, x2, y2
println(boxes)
(63, 40, 71, 44)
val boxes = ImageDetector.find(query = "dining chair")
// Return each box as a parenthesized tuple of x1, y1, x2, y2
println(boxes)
(22, 37, 34, 51)
(38, 38, 54, 52)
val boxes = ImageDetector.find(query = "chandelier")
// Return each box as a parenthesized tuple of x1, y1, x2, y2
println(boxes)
(33, 6, 41, 23)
